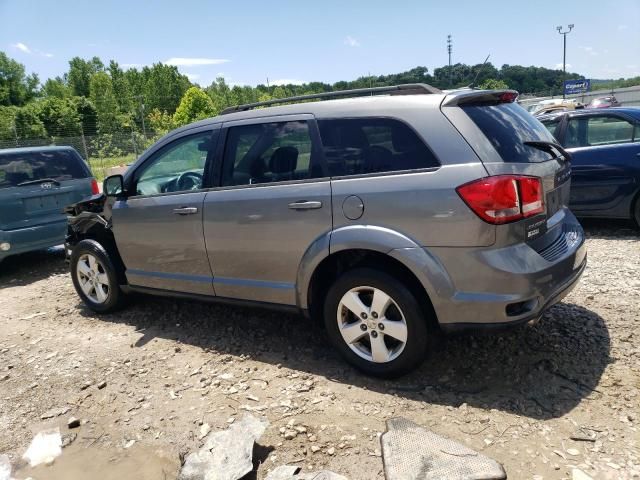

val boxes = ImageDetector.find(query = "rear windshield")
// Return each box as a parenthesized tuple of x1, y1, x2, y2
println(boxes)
(0, 150, 88, 189)
(462, 103, 557, 163)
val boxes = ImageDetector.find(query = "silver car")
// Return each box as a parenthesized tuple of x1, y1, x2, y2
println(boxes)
(66, 84, 586, 377)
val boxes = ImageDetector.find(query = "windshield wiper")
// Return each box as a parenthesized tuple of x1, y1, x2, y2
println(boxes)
(16, 178, 61, 187)
(523, 141, 571, 162)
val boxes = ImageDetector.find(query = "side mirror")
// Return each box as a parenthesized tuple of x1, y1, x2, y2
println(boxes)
(103, 174, 125, 197)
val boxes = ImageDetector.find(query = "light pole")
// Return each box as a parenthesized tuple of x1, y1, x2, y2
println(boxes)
(557, 24, 574, 99)
(447, 35, 453, 87)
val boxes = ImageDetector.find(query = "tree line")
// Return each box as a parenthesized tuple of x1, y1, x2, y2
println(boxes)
(1, 50, 632, 151)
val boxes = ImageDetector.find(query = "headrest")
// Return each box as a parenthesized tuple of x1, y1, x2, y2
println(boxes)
(270, 146, 298, 174)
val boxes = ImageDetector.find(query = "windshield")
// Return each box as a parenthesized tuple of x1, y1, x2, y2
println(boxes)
(0, 150, 88, 189)
(462, 102, 557, 163)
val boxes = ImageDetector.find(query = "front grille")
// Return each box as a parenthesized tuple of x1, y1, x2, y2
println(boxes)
(537, 224, 582, 262)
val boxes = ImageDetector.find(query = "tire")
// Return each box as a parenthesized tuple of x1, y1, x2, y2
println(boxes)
(323, 268, 431, 378)
(70, 239, 126, 313)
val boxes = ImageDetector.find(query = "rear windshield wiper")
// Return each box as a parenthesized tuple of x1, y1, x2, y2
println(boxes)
(523, 141, 571, 162)
(16, 178, 61, 187)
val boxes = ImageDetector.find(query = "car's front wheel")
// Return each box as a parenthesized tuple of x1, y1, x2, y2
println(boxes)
(70, 239, 125, 313)
(323, 268, 431, 378)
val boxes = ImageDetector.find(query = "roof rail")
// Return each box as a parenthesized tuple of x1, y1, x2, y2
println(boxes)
(220, 83, 442, 115)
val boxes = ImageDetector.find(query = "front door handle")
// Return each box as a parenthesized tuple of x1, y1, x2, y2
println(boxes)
(288, 200, 322, 210)
(173, 207, 198, 215)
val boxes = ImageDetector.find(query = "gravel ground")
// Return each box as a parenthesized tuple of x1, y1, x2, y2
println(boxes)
(0, 219, 638, 480)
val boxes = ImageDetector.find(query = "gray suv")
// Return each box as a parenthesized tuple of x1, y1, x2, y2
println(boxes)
(66, 84, 586, 377)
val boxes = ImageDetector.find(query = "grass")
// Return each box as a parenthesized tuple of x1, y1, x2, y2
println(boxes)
(88, 154, 137, 181)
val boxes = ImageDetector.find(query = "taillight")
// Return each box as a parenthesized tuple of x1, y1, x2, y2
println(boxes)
(457, 175, 544, 224)
(90, 178, 100, 195)
(498, 91, 518, 103)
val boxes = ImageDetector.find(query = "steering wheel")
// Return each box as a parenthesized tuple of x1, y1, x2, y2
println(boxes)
(176, 171, 203, 191)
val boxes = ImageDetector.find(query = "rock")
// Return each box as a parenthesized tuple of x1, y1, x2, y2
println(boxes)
(67, 417, 81, 429)
(311, 446, 321, 453)
(124, 440, 136, 449)
(80, 381, 92, 390)
(380, 417, 506, 480)
(179, 414, 268, 480)
(0, 454, 11, 480)
(40, 406, 70, 420)
(566, 448, 580, 456)
(284, 430, 298, 440)
(327, 447, 336, 456)
(199, 423, 211, 439)
(297, 471, 348, 480)
(265, 465, 301, 480)
(22, 428, 62, 467)
(61, 432, 77, 448)
(97, 380, 107, 389)
(571, 468, 593, 480)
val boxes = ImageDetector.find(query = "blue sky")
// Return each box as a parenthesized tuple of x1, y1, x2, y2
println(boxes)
(1, 0, 639, 87)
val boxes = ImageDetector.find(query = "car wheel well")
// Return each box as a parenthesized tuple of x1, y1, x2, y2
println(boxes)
(72, 226, 127, 284)
(307, 249, 438, 330)
(631, 190, 640, 227)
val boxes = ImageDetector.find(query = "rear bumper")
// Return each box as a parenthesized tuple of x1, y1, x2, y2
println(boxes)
(415, 210, 587, 332)
(0, 220, 67, 261)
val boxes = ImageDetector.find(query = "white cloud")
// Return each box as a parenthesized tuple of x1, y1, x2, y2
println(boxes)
(554, 63, 572, 69)
(41, 52, 53, 58)
(344, 35, 360, 47)
(184, 72, 201, 81)
(12, 42, 31, 54)
(618, 25, 628, 30)
(579, 46, 598, 56)
(271, 78, 306, 86)
(164, 57, 229, 67)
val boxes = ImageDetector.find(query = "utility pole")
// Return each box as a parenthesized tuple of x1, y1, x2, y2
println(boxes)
(556, 24, 574, 99)
(447, 35, 453, 87)
(135, 95, 147, 138)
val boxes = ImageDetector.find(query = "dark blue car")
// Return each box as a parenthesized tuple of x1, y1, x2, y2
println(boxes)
(539, 107, 640, 226)
(0, 146, 99, 263)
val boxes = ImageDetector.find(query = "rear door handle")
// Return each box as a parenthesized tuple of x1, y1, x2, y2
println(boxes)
(173, 207, 198, 215)
(288, 200, 322, 210)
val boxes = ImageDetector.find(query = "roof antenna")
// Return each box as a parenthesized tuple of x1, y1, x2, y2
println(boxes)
(468, 54, 491, 88)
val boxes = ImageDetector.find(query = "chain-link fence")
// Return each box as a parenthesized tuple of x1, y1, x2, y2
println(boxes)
(0, 128, 161, 180)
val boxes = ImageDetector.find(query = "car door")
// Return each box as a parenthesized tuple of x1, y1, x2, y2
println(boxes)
(202, 115, 331, 305)
(111, 126, 219, 295)
(561, 113, 640, 215)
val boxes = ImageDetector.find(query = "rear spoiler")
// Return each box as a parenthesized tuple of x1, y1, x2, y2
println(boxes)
(442, 89, 519, 107)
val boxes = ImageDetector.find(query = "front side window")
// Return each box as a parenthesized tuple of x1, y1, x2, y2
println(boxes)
(541, 119, 561, 139)
(135, 132, 212, 196)
(317, 118, 439, 176)
(566, 116, 635, 148)
(222, 121, 320, 186)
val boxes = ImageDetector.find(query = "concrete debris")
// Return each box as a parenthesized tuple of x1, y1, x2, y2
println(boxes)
(179, 414, 268, 480)
(265, 466, 348, 480)
(61, 432, 77, 448)
(22, 428, 62, 467)
(0, 455, 11, 480)
(67, 417, 81, 429)
(40, 406, 70, 420)
(571, 468, 594, 480)
(380, 417, 506, 480)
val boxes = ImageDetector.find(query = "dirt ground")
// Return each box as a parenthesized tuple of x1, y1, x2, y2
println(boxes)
(0, 219, 638, 480)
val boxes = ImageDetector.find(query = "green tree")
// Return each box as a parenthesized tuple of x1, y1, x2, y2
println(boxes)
(147, 108, 175, 135)
(35, 97, 82, 137)
(68, 56, 104, 97)
(140, 63, 191, 114)
(479, 78, 509, 90)
(108, 60, 133, 114)
(42, 77, 71, 98)
(173, 87, 216, 126)
(89, 72, 119, 133)
(14, 104, 47, 138)
(0, 52, 39, 106)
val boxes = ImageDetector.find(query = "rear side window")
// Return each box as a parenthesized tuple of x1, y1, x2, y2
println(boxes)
(541, 118, 561, 139)
(462, 103, 557, 163)
(317, 118, 439, 176)
(222, 121, 321, 186)
(0, 150, 88, 189)
(565, 115, 636, 148)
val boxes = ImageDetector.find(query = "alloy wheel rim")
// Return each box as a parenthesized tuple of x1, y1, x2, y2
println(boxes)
(336, 286, 408, 363)
(76, 254, 110, 304)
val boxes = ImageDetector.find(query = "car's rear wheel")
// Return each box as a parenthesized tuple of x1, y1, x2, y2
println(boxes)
(323, 268, 431, 378)
(71, 239, 125, 313)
